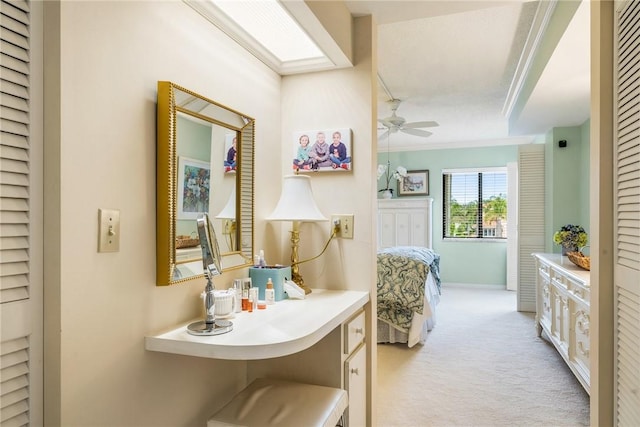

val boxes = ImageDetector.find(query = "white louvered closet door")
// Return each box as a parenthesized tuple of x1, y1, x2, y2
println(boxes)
(517, 144, 545, 312)
(615, 1, 640, 424)
(1, 0, 43, 425)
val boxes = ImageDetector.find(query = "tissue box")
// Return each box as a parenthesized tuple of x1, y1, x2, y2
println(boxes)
(249, 266, 291, 301)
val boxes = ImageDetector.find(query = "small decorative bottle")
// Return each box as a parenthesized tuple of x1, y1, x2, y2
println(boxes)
(265, 278, 275, 305)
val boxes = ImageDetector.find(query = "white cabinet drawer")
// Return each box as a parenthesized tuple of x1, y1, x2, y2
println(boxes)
(345, 343, 366, 427)
(344, 311, 365, 355)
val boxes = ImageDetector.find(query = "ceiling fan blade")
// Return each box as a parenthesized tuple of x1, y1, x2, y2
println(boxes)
(378, 119, 394, 128)
(401, 128, 433, 138)
(403, 120, 439, 129)
(378, 130, 390, 140)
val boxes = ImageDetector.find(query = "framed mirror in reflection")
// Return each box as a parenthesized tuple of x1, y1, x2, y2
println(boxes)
(156, 81, 254, 286)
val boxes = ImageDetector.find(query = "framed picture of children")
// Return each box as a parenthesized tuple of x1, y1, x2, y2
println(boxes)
(292, 128, 352, 173)
(223, 133, 237, 173)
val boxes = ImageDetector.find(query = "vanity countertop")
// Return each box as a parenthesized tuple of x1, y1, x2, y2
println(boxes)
(145, 289, 369, 360)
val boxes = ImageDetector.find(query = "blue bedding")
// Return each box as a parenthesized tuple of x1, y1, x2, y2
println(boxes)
(377, 246, 441, 332)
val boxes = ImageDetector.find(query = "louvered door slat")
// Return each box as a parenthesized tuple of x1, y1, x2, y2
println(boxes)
(1, 132, 28, 150)
(0, 211, 27, 223)
(0, 159, 27, 175)
(615, 3, 640, 424)
(0, 286, 28, 302)
(0, 106, 28, 125)
(0, 262, 28, 277)
(0, 80, 28, 100)
(0, 66, 29, 88)
(518, 145, 545, 312)
(0, 374, 28, 396)
(0, 144, 28, 161)
(0, 39, 27, 62)
(0, 223, 26, 237)
(1, 0, 34, 422)
(0, 171, 28, 186)
(0, 274, 27, 289)
(0, 7, 28, 29)
(0, 401, 29, 425)
(0, 185, 27, 199)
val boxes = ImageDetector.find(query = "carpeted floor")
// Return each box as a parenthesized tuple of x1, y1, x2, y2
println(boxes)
(377, 286, 590, 427)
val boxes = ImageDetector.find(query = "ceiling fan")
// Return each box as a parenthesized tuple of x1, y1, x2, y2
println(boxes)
(378, 99, 439, 140)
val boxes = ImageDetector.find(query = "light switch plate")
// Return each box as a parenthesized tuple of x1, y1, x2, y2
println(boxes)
(331, 214, 354, 239)
(98, 208, 120, 252)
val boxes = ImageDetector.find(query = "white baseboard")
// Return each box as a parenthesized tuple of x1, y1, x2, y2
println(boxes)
(442, 282, 507, 290)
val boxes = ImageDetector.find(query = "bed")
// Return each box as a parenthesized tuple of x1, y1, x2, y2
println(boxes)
(377, 246, 441, 347)
(376, 198, 440, 347)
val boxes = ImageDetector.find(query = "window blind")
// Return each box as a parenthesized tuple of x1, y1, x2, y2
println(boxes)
(442, 169, 507, 239)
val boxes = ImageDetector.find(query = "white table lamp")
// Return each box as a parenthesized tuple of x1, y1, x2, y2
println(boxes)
(267, 175, 328, 293)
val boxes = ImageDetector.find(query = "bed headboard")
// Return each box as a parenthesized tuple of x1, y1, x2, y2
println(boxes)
(377, 198, 434, 250)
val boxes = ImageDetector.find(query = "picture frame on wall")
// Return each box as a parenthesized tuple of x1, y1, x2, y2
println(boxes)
(291, 128, 352, 173)
(177, 156, 211, 219)
(398, 169, 429, 196)
(223, 133, 237, 173)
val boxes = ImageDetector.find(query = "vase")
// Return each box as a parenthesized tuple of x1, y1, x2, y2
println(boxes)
(562, 245, 578, 256)
(380, 189, 393, 199)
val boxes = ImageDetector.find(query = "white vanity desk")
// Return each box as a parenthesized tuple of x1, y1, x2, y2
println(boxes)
(145, 289, 369, 360)
(147, 289, 369, 426)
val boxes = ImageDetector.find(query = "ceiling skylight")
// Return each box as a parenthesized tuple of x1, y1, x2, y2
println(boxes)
(186, 0, 352, 74)
(211, 0, 323, 62)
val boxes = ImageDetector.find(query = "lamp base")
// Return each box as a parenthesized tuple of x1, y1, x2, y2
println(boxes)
(292, 271, 312, 295)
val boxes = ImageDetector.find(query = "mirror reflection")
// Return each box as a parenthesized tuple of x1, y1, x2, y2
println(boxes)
(156, 81, 254, 286)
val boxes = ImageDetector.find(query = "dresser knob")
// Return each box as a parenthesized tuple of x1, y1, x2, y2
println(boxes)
(355, 328, 363, 334)
(351, 368, 359, 375)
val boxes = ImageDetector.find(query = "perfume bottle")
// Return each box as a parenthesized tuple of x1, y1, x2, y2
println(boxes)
(265, 278, 275, 305)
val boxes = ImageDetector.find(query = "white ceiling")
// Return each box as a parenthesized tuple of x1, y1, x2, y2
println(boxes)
(344, 0, 591, 152)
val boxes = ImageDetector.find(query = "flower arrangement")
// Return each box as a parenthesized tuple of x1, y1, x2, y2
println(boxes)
(377, 162, 407, 194)
(553, 224, 588, 250)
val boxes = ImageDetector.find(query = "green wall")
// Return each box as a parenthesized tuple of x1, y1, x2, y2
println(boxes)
(176, 115, 212, 236)
(378, 145, 518, 287)
(544, 120, 591, 253)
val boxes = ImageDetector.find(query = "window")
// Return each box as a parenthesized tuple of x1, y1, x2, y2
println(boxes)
(443, 168, 508, 239)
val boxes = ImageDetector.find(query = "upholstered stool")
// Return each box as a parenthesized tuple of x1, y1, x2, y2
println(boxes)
(207, 378, 348, 427)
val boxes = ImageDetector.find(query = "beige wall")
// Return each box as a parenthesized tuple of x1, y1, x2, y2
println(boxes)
(43, 1, 375, 426)
(45, 1, 280, 425)
(277, 15, 378, 423)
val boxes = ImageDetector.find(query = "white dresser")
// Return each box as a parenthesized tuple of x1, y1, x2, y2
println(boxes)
(532, 253, 590, 393)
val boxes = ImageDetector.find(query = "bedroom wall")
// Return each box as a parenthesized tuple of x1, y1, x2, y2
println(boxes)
(377, 145, 518, 287)
(579, 119, 591, 238)
(544, 120, 591, 253)
(377, 118, 591, 286)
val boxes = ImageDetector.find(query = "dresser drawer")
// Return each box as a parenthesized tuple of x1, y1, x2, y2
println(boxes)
(344, 311, 365, 355)
(345, 343, 366, 427)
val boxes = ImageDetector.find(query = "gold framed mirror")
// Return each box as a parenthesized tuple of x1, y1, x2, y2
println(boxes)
(156, 81, 254, 286)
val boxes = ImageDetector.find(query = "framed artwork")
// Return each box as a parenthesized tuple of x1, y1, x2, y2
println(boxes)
(177, 157, 211, 219)
(223, 133, 237, 173)
(291, 128, 352, 173)
(398, 169, 429, 196)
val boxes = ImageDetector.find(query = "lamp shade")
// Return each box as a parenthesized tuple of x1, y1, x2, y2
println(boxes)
(215, 185, 236, 220)
(267, 175, 327, 222)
